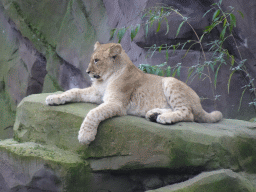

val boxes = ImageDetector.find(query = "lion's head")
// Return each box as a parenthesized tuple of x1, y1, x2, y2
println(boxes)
(86, 42, 123, 81)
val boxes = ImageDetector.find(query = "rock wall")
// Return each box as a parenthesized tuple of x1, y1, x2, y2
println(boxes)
(0, 0, 256, 138)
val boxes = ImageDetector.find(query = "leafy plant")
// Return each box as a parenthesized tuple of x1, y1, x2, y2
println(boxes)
(110, 0, 256, 111)
(138, 62, 181, 77)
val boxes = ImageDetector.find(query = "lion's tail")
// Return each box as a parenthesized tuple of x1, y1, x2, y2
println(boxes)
(193, 106, 223, 123)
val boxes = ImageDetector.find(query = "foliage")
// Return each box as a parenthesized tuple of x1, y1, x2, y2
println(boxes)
(110, 0, 256, 111)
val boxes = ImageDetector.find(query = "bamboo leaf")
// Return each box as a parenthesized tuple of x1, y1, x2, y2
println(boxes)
(186, 67, 194, 83)
(172, 68, 177, 77)
(229, 13, 236, 33)
(166, 49, 169, 61)
(181, 42, 188, 50)
(165, 18, 169, 35)
(117, 27, 127, 43)
(110, 28, 117, 39)
(220, 25, 227, 40)
(210, 63, 214, 72)
(238, 87, 247, 111)
(214, 64, 221, 88)
(176, 20, 186, 38)
(173, 45, 176, 53)
(159, 45, 162, 52)
(228, 70, 236, 94)
(203, 7, 214, 18)
(177, 66, 181, 77)
(145, 24, 149, 38)
(131, 24, 140, 41)
(182, 42, 197, 58)
(223, 18, 227, 28)
(166, 66, 171, 77)
(231, 55, 235, 66)
(212, 10, 220, 21)
(156, 21, 161, 33)
(237, 10, 244, 19)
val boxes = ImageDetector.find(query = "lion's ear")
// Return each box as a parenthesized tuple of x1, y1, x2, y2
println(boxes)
(94, 41, 101, 50)
(109, 44, 122, 57)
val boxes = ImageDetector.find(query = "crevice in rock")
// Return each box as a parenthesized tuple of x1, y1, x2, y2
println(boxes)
(96, 167, 205, 191)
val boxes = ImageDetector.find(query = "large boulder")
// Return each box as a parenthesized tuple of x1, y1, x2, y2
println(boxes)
(14, 92, 256, 173)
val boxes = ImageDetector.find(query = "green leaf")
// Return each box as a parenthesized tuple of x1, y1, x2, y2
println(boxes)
(131, 24, 140, 41)
(231, 55, 235, 66)
(166, 49, 169, 62)
(238, 87, 247, 111)
(165, 18, 169, 35)
(142, 12, 147, 19)
(166, 66, 171, 77)
(229, 13, 236, 33)
(186, 67, 194, 83)
(145, 24, 149, 38)
(203, 8, 214, 18)
(172, 68, 177, 77)
(155, 67, 161, 76)
(210, 63, 214, 72)
(223, 18, 227, 28)
(159, 45, 162, 53)
(237, 10, 244, 19)
(219, 0, 223, 6)
(110, 28, 117, 39)
(172, 45, 176, 53)
(176, 20, 186, 38)
(212, 10, 220, 21)
(181, 42, 188, 50)
(117, 27, 127, 43)
(214, 64, 221, 88)
(156, 21, 161, 33)
(177, 66, 181, 77)
(228, 70, 236, 94)
(220, 25, 227, 40)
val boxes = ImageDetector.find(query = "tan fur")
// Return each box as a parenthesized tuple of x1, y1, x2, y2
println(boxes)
(46, 42, 223, 144)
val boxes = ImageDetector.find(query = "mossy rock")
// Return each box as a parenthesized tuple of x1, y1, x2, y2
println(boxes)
(13, 92, 256, 173)
(147, 169, 256, 192)
(0, 139, 90, 192)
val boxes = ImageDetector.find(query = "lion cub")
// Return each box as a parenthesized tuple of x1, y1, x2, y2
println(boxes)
(46, 42, 222, 144)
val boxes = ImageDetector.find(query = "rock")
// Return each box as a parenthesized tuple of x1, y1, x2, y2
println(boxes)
(14, 93, 256, 174)
(1, 92, 256, 191)
(147, 169, 256, 192)
(0, 139, 88, 192)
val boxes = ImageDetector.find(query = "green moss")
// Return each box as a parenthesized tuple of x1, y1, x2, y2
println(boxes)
(237, 137, 256, 173)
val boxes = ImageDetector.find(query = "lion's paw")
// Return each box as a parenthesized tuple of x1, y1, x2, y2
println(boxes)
(156, 114, 172, 124)
(78, 128, 96, 145)
(45, 95, 65, 106)
(146, 108, 163, 122)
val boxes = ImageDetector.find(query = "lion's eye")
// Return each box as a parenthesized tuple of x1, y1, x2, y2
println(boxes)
(94, 59, 99, 64)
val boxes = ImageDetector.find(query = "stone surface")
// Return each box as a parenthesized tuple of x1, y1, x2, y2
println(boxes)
(14, 93, 256, 174)
(147, 169, 256, 192)
(1, 92, 256, 191)
(0, 139, 88, 192)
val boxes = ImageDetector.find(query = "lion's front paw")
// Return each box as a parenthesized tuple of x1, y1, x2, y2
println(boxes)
(45, 95, 65, 106)
(78, 127, 97, 145)
(156, 114, 172, 124)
